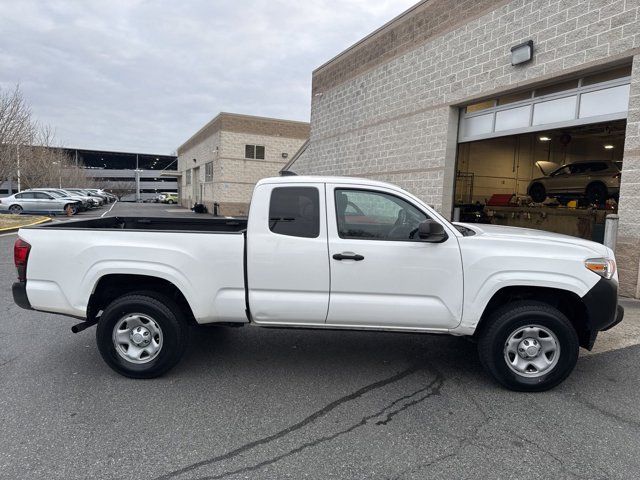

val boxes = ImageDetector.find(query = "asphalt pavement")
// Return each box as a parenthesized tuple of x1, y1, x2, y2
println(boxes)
(1, 203, 640, 479)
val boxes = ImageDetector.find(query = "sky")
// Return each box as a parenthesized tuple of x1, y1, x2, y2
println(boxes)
(0, 0, 417, 154)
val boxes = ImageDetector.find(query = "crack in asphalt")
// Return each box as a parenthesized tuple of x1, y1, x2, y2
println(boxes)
(191, 372, 445, 480)
(154, 364, 434, 480)
(0, 355, 20, 368)
(569, 394, 640, 430)
(390, 386, 492, 479)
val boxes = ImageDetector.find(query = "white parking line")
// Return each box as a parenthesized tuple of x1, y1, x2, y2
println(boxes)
(101, 200, 118, 218)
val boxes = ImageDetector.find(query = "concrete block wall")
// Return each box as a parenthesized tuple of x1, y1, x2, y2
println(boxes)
(292, 0, 640, 296)
(177, 115, 308, 214)
(617, 55, 640, 297)
(177, 129, 220, 208)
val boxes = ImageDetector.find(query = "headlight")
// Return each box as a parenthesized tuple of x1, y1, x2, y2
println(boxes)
(584, 258, 616, 280)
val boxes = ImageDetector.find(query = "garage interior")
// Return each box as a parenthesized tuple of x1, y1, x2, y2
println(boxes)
(454, 66, 630, 242)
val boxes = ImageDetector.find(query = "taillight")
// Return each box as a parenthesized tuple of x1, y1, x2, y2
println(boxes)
(14, 238, 31, 282)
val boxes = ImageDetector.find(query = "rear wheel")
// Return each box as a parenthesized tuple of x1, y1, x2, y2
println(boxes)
(478, 301, 579, 391)
(9, 204, 23, 214)
(529, 183, 546, 203)
(96, 293, 189, 378)
(586, 183, 607, 205)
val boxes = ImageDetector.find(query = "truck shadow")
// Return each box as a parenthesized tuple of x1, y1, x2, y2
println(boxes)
(179, 324, 483, 380)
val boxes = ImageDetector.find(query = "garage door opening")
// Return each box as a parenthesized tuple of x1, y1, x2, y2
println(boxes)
(454, 119, 626, 242)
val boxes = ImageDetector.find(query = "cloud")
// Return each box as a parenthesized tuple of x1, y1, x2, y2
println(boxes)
(0, 0, 416, 154)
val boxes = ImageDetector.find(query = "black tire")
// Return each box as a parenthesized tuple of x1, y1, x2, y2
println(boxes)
(96, 292, 189, 379)
(9, 204, 23, 214)
(477, 301, 579, 392)
(529, 183, 546, 203)
(586, 182, 607, 205)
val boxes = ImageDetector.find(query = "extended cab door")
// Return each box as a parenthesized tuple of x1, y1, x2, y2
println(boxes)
(246, 182, 330, 324)
(325, 184, 463, 330)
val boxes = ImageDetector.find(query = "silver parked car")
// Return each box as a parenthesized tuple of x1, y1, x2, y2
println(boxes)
(65, 188, 104, 206)
(527, 160, 621, 204)
(28, 188, 93, 210)
(0, 191, 81, 215)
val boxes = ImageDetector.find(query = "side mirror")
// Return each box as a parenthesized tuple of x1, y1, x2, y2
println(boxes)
(418, 219, 448, 243)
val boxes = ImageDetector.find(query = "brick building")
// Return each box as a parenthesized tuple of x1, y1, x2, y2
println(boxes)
(177, 113, 309, 215)
(287, 0, 640, 298)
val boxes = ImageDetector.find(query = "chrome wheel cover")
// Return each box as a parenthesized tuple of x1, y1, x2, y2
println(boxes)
(504, 325, 560, 378)
(112, 313, 163, 364)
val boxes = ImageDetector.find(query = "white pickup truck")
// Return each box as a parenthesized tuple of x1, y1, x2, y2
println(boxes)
(13, 176, 623, 391)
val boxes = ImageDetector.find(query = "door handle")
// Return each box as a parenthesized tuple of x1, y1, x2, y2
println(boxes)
(333, 253, 364, 261)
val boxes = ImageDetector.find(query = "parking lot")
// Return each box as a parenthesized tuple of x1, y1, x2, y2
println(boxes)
(1, 202, 640, 479)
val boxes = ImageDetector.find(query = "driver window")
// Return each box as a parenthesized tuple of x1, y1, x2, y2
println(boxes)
(335, 189, 427, 241)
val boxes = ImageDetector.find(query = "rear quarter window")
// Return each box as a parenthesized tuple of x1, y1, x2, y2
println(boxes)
(269, 187, 320, 238)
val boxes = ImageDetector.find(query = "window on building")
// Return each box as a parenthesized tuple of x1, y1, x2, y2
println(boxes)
(245, 144, 265, 160)
(205, 162, 214, 182)
(465, 100, 495, 113)
(186, 169, 192, 185)
(335, 189, 427, 241)
(269, 187, 320, 238)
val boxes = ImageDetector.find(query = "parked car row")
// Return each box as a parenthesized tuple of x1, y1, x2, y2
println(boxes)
(0, 187, 116, 215)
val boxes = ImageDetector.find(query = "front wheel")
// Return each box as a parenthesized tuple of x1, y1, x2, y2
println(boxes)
(64, 204, 78, 215)
(529, 183, 546, 203)
(96, 293, 189, 378)
(477, 301, 579, 392)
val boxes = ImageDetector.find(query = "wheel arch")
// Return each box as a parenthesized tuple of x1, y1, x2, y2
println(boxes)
(585, 180, 608, 193)
(87, 274, 196, 326)
(474, 285, 591, 348)
(528, 181, 545, 194)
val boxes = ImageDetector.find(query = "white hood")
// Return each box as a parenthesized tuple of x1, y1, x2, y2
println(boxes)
(455, 222, 610, 257)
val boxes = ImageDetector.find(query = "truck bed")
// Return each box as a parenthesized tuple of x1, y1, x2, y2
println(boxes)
(34, 216, 248, 232)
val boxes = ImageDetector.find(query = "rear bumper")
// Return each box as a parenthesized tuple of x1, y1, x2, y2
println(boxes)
(12, 281, 33, 310)
(581, 277, 624, 349)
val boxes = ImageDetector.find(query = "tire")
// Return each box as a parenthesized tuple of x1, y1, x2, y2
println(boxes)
(9, 204, 23, 214)
(586, 183, 607, 205)
(529, 183, 546, 203)
(96, 293, 189, 379)
(477, 301, 579, 392)
(64, 204, 78, 215)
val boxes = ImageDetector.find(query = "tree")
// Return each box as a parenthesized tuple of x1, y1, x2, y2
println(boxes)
(108, 180, 136, 200)
(0, 85, 35, 186)
(18, 125, 93, 189)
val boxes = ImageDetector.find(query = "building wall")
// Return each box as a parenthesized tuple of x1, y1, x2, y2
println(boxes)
(292, 0, 640, 296)
(616, 55, 640, 297)
(178, 129, 221, 209)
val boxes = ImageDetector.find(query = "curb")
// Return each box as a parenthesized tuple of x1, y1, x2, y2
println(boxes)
(0, 217, 52, 234)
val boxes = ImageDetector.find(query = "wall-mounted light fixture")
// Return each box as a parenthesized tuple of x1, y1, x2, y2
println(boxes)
(192, 158, 197, 163)
(538, 136, 551, 142)
(511, 40, 533, 66)
(282, 153, 289, 159)
(604, 144, 614, 150)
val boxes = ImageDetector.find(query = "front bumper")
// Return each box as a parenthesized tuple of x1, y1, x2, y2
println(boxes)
(581, 277, 624, 349)
(12, 281, 33, 310)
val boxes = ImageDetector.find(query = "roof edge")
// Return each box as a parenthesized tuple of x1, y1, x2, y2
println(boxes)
(313, 0, 430, 75)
